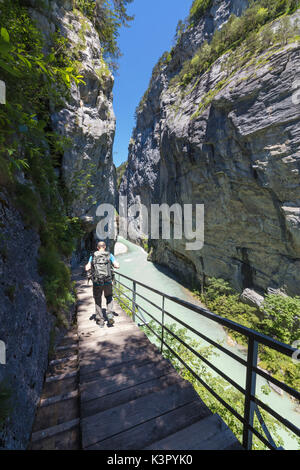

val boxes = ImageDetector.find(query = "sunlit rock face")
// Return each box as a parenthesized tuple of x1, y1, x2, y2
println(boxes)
(120, 1, 300, 296)
(29, 0, 117, 255)
(30, 0, 117, 221)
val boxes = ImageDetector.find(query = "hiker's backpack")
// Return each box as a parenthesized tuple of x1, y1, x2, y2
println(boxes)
(91, 251, 112, 284)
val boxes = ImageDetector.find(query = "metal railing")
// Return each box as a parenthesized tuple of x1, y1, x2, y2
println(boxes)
(113, 271, 300, 450)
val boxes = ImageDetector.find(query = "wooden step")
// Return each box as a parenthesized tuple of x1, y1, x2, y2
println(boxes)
(80, 354, 169, 384)
(54, 276, 244, 452)
(88, 398, 212, 450)
(79, 343, 164, 380)
(56, 344, 77, 352)
(50, 354, 77, 366)
(80, 357, 175, 403)
(59, 335, 78, 348)
(54, 348, 78, 360)
(78, 330, 150, 359)
(32, 393, 79, 433)
(78, 321, 139, 337)
(79, 345, 159, 377)
(31, 418, 80, 443)
(29, 320, 80, 449)
(40, 390, 79, 407)
(46, 370, 78, 383)
(81, 381, 199, 449)
(29, 425, 80, 450)
(47, 357, 78, 377)
(145, 413, 242, 450)
(43, 373, 78, 399)
(81, 371, 183, 419)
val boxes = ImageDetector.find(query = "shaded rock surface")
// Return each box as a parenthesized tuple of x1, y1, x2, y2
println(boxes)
(120, 1, 300, 296)
(0, 193, 51, 450)
(0, 0, 116, 449)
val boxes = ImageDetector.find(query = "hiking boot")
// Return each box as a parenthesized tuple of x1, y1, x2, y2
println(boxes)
(107, 314, 114, 327)
(97, 319, 105, 328)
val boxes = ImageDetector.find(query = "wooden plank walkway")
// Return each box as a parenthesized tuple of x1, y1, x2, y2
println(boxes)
(75, 274, 243, 451)
(29, 327, 81, 450)
(29, 270, 243, 450)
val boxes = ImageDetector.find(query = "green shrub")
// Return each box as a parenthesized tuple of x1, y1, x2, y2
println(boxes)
(13, 183, 42, 230)
(258, 345, 300, 391)
(198, 278, 260, 345)
(260, 294, 300, 344)
(0, 1, 87, 324)
(0, 0, 83, 194)
(4, 285, 16, 303)
(0, 156, 14, 188)
(171, 0, 300, 90)
(116, 161, 128, 189)
(198, 278, 300, 390)
(75, 0, 134, 67)
(189, 0, 213, 24)
(207, 294, 261, 345)
(141, 236, 149, 253)
(201, 277, 234, 301)
(38, 215, 83, 317)
(38, 244, 75, 314)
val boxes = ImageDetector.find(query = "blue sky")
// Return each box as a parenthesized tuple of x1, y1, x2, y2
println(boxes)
(112, 0, 191, 168)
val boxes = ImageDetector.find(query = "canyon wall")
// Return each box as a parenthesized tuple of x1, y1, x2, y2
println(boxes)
(120, 0, 300, 296)
(0, 0, 116, 448)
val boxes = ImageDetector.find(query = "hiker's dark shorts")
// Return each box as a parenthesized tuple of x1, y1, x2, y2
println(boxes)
(92, 284, 113, 298)
(92, 283, 113, 321)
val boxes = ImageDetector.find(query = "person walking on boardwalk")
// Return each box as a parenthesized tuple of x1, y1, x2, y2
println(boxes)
(85, 241, 120, 328)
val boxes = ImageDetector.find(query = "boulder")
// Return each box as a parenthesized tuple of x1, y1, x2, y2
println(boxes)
(240, 289, 264, 309)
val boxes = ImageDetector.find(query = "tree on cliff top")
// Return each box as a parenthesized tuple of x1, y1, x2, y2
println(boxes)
(76, 0, 134, 67)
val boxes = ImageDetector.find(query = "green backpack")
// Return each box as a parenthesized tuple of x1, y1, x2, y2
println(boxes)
(91, 251, 112, 284)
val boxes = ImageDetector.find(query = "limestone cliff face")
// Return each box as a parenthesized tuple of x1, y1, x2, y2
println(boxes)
(120, 1, 300, 296)
(31, 0, 116, 225)
(0, 0, 116, 449)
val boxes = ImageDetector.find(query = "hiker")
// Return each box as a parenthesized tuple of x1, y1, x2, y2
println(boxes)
(85, 241, 120, 328)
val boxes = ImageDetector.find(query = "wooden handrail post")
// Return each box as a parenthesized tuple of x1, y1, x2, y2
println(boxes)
(243, 338, 259, 450)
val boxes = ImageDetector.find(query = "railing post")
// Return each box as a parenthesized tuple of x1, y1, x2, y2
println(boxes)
(132, 281, 136, 323)
(243, 337, 258, 450)
(115, 273, 120, 300)
(161, 295, 165, 354)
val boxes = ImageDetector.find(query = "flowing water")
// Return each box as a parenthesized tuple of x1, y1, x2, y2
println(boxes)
(114, 237, 300, 450)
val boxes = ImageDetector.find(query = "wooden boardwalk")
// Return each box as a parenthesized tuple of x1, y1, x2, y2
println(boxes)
(30, 272, 243, 450)
(76, 275, 242, 451)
